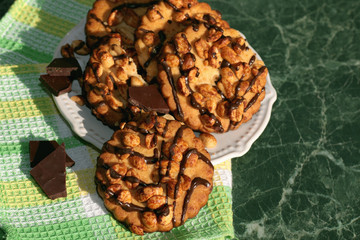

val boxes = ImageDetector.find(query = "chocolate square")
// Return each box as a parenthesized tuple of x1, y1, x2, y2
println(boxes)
(39, 74, 72, 96)
(128, 85, 169, 114)
(29, 141, 75, 168)
(46, 58, 82, 79)
(30, 143, 67, 200)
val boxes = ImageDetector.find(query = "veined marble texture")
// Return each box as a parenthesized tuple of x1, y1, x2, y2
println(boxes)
(206, 0, 360, 239)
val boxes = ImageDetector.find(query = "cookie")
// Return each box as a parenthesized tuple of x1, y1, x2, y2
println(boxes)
(157, 23, 268, 133)
(95, 113, 214, 235)
(85, 0, 158, 49)
(135, 0, 229, 81)
(82, 33, 148, 128)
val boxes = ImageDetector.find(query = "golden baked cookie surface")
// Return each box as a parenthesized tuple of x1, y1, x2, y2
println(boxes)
(95, 113, 214, 235)
(157, 23, 268, 133)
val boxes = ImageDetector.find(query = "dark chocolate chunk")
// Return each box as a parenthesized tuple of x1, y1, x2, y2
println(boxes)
(128, 85, 169, 114)
(30, 143, 67, 200)
(39, 74, 72, 96)
(29, 141, 75, 168)
(46, 58, 82, 79)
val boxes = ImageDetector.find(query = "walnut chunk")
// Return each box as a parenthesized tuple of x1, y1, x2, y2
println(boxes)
(214, 36, 232, 49)
(142, 32, 156, 47)
(161, 142, 172, 158)
(122, 132, 140, 147)
(208, 46, 223, 68)
(129, 224, 144, 235)
(91, 62, 103, 79)
(221, 46, 241, 65)
(106, 163, 127, 184)
(105, 95, 124, 111)
(177, 76, 191, 97)
(129, 155, 147, 171)
(200, 114, 216, 128)
(108, 10, 124, 26)
(194, 38, 210, 59)
(197, 84, 221, 100)
(147, 7, 162, 22)
(185, 151, 198, 167)
(199, 133, 217, 148)
(188, 67, 200, 83)
(173, 11, 188, 22)
(147, 195, 167, 210)
(136, 186, 163, 202)
(141, 212, 157, 229)
(71, 40, 90, 55)
(105, 184, 122, 199)
(174, 34, 191, 54)
(130, 76, 145, 87)
(117, 190, 132, 203)
(220, 67, 238, 98)
(205, 99, 217, 113)
(145, 133, 157, 149)
(191, 92, 205, 108)
(180, 175, 192, 191)
(182, 53, 196, 71)
(165, 54, 180, 68)
(61, 44, 74, 58)
(99, 51, 115, 69)
(70, 95, 85, 106)
(207, 28, 223, 42)
(229, 100, 244, 122)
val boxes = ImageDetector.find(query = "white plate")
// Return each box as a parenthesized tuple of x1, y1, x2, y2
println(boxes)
(53, 18, 277, 165)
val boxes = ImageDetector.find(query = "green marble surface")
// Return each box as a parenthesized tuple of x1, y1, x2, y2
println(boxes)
(0, 0, 359, 239)
(208, 0, 360, 239)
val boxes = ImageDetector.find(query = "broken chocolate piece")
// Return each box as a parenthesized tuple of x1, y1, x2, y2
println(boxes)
(128, 85, 170, 114)
(29, 141, 75, 168)
(39, 74, 72, 96)
(30, 143, 67, 200)
(46, 58, 82, 79)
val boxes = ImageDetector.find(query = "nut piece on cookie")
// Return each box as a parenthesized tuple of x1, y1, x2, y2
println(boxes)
(157, 22, 268, 133)
(95, 114, 214, 234)
(199, 133, 217, 148)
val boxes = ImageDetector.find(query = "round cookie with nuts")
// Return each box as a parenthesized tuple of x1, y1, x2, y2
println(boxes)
(85, 0, 159, 49)
(157, 23, 268, 133)
(95, 112, 214, 235)
(135, 0, 229, 81)
(83, 33, 148, 128)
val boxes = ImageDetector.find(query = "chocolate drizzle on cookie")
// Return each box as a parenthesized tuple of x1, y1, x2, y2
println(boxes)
(161, 60, 184, 119)
(172, 147, 213, 225)
(111, 1, 160, 13)
(104, 143, 158, 165)
(181, 177, 211, 224)
(164, 0, 180, 11)
(244, 87, 265, 113)
(144, 31, 166, 68)
(190, 94, 224, 133)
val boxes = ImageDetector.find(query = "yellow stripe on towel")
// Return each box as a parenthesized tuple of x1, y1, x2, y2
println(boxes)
(9, 0, 75, 38)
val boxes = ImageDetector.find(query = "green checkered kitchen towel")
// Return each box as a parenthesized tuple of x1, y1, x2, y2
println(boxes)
(0, 0, 234, 239)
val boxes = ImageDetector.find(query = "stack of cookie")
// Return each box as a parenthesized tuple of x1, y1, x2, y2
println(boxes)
(63, 0, 267, 235)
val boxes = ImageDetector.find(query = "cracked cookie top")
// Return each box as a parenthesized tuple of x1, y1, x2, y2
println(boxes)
(95, 113, 214, 235)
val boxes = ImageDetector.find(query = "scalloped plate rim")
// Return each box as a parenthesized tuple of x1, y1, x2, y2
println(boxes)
(52, 18, 277, 165)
